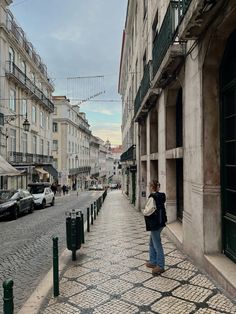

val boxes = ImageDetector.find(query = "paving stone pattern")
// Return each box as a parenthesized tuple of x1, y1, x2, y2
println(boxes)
(41, 191, 236, 314)
(0, 191, 102, 313)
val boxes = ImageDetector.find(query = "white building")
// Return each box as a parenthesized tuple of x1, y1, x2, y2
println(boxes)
(119, 0, 236, 297)
(90, 134, 100, 181)
(52, 96, 91, 189)
(0, 0, 56, 188)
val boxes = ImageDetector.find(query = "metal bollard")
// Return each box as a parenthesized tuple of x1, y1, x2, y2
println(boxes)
(3, 279, 14, 314)
(87, 207, 90, 232)
(80, 211, 85, 244)
(96, 199, 99, 214)
(91, 204, 94, 225)
(53, 237, 59, 297)
(94, 201, 97, 219)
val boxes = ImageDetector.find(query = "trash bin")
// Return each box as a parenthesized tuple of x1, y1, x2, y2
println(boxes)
(66, 209, 82, 260)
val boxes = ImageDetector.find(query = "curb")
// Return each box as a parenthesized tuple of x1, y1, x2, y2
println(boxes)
(18, 248, 70, 314)
(18, 217, 89, 314)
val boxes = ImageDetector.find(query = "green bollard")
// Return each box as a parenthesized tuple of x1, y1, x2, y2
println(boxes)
(87, 207, 90, 232)
(96, 199, 99, 214)
(94, 201, 97, 219)
(53, 237, 59, 297)
(80, 212, 85, 244)
(3, 279, 14, 314)
(91, 204, 94, 225)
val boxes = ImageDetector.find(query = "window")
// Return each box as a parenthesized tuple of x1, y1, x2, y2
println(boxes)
(21, 99, 27, 115)
(143, 0, 147, 19)
(32, 105, 36, 124)
(143, 50, 147, 74)
(152, 9, 159, 43)
(40, 139, 44, 155)
(46, 115, 49, 130)
(21, 60, 26, 74)
(31, 72, 35, 84)
(32, 135, 37, 154)
(40, 111, 44, 128)
(22, 133, 27, 153)
(47, 141, 50, 155)
(9, 47, 15, 72)
(9, 129, 16, 152)
(53, 122, 58, 132)
(53, 140, 58, 151)
(9, 89, 16, 112)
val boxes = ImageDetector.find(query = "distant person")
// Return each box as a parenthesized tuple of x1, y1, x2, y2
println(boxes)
(142, 180, 167, 276)
(51, 183, 57, 195)
(62, 184, 67, 195)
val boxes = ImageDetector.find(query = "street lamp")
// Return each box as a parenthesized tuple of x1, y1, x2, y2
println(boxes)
(0, 112, 30, 132)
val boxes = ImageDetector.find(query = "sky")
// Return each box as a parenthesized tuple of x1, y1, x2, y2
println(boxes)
(10, 0, 127, 145)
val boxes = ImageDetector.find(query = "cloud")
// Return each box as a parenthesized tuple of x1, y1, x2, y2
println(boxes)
(51, 28, 81, 42)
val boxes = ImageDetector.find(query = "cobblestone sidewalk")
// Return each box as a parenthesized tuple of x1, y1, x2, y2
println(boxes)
(40, 190, 236, 314)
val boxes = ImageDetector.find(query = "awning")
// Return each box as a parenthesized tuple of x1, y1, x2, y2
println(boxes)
(0, 155, 22, 176)
(43, 164, 58, 178)
(35, 167, 48, 174)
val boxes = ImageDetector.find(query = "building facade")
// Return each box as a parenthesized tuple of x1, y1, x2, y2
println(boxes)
(0, 0, 56, 189)
(52, 96, 91, 189)
(119, 0, 236, 296)
(90, 134, 100, 181)
(111, 145, 122, 186)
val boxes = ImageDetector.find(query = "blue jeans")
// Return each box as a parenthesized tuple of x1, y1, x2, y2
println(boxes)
(149, 228, 165, 269)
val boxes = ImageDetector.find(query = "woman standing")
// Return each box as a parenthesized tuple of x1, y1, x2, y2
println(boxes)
(142, 180, 167, 275)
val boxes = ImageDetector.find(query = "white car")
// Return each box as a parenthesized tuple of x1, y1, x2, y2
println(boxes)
(28, 183, 55, 208)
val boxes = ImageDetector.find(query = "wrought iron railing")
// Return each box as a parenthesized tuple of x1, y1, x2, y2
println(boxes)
(132, 0, 192, 119)
(8, 152, 54, 164)
(152, 1, 180, 78)
(69, 166, 91, 175)
(5, 10, 53, 84)
(120, 145, 136, 162)
(134, 62, 151, 117)
(6, 61, 54, 112)
(178, 0, 192, 19)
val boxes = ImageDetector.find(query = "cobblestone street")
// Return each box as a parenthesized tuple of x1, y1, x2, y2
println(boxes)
(0, 191, 103, 313)
(40, 191, 236, 314)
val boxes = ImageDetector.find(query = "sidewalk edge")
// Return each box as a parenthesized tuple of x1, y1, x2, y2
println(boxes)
(18, 248, 71, 314)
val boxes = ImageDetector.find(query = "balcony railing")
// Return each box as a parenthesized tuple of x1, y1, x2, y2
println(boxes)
(120, 145, 136, 162)
(8, 152, 54, 164)
(5, 10, 53, 85)
(69, 166, 91, 175)
(6, 61, 54, 113)
(152, 1, 180, 78)
(134, 62, 151, 117)
(178, 0, 192, 19)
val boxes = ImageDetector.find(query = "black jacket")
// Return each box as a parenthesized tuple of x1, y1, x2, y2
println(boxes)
(144, 192, 167, 231)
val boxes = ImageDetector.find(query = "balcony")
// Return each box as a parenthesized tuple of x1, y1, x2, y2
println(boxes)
(178, 0, 223, 40)
(79, 124, 91, 135)
(5, 10, 54, 87)
(120, 145, 136, 162)
(8, 152, 54, 164)
(69, 166, 91, 175)
(152, 1, 185, 87)
(6, 62, 54, 113)
(134, 62, 152, 118)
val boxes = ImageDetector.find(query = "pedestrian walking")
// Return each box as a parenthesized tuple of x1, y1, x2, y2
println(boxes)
(62, 184, 67, 195)
(142, 180, 167, 275)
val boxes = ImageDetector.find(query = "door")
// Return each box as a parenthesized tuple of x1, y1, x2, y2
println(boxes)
(221, 29, 236, 262)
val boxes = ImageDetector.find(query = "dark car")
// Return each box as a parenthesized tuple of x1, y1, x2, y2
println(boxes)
(0, 189, 34, 220)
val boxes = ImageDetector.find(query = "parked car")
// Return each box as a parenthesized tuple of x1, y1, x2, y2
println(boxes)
(28, 183, 55, 208)
(0, 189, 34, 220)
(110, 183, 118, 189)
(96, 184, 104, 191)
(89, 185, 97, 190)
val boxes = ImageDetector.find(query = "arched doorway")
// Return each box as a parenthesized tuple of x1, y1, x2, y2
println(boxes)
(221, 29, 236, 262)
